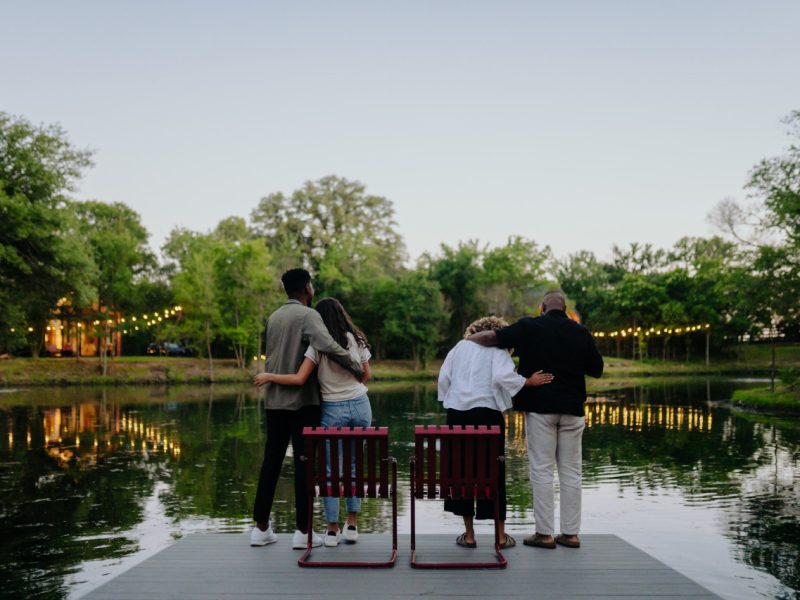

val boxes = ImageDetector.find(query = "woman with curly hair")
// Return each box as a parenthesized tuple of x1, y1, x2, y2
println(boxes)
(438, 316, 553, 549)
(257, 297, 372, 548)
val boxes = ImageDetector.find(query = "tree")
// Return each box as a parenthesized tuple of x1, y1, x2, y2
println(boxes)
(164, 230, 220, 379)
(211, 217, 280, 369)
(0, 113, 96, 356)
(481, 236, 552, 319)
(70, 201, 155, 372)
(250, 175, 406, 277)
(747, 110, 800, 248)
(422, 241, 485, 350)
(370, 272, 447, 370)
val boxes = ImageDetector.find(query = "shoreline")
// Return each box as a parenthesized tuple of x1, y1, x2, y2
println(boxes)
(0, 356, 793, 388)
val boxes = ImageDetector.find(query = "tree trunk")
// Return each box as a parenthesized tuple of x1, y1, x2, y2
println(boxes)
(770, 340, 776, 392)
(206, 321, 214, 383)
(705, 330, 710, 367)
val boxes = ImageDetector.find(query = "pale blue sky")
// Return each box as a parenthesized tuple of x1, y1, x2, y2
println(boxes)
(4, 1, 799, 261)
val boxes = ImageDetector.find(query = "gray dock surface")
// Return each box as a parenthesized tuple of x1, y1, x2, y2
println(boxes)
(83, 533, 719, 599)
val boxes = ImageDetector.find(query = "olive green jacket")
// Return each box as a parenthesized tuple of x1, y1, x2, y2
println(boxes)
(263, 300, 363, 411)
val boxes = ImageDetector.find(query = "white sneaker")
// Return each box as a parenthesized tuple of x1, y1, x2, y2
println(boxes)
(292, 529, 323, 549)
(344, 524, 359, 543)
(324, 530, 341, 547)
(250, 523, 278, 546)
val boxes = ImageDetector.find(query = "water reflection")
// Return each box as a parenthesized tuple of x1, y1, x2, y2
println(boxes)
(0, 380, 797, 600)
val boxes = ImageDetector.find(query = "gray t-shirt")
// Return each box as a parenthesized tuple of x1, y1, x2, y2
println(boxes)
(305, 332, 371, 402)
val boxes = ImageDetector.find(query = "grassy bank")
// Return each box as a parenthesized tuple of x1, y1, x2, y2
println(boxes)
(1, 344, 798, 387)
(730, 387, 800, 414)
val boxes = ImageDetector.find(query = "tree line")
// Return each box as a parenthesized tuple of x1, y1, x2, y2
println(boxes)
(1, 111, 798, 368)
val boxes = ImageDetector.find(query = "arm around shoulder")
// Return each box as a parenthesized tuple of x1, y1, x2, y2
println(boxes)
(303, 311, 364, 379)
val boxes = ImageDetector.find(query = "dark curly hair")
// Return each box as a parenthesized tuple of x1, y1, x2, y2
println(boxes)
(315, 297, 369, 350)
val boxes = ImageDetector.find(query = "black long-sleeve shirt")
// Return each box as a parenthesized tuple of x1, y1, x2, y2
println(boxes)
(495, 310, 604, 416)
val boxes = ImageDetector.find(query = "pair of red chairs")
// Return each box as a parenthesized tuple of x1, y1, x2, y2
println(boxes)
(297, 424, 506, 569)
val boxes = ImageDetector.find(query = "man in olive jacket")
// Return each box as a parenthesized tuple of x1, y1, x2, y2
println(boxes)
(250, 269, 364, 548)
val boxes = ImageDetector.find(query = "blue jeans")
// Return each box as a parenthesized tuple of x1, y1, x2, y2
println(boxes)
(320, 394, 373, 524)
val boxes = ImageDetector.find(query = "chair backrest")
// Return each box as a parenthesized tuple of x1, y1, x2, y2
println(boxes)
(413, 425, 501, 500)
(302, 426, 390, 499)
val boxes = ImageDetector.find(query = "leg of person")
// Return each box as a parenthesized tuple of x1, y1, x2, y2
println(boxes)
(523, 412, 558, 549)
(555, 414, 585, 548)
(290, 404, 322, 549)
(320, 400, 348, 546)
(250, 409, 292, 546)
(472, 408, 512, 547)
(445, 408, 477, 546)
(343, 395, 372, 542)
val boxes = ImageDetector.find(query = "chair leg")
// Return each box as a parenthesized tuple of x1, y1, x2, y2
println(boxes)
(297, 496, 315, 567)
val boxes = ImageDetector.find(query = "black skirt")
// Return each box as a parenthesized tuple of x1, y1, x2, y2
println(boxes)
(442, 407, 506, 521)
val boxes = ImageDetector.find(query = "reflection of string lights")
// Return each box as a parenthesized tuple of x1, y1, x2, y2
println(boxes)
(592, 323, 710, 338)
(584, 402, 712, 432)
(502, 401, 713, 451)
(38, 405, 182, 468)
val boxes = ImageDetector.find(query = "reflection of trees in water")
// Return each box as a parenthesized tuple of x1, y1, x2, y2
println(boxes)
(0, 402, 165, 599)
(1, 382, 798, 597)
(576, 383, 800, 594)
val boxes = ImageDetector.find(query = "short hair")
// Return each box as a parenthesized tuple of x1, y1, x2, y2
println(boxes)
(542, 291, 567, 310)
(281, 268, 311, 295)
(463, 315, 509, 339)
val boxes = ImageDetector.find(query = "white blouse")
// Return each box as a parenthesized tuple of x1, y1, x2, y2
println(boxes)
(437, 340, 526, 412)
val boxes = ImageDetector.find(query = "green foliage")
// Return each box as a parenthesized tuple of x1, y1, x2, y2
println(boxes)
(71, 200, 155, 313)
(779, 367, 800, 391)
(732, 387, 800, 411)
(0, 113, 96, 355)
(370, 272, 447, 369)
(163, 220, 281, 370)
(250, 175, 406, 276)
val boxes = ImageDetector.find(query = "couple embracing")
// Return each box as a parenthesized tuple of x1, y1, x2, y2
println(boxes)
(250, 268, 372, 549)
(439, 291, 603, 549)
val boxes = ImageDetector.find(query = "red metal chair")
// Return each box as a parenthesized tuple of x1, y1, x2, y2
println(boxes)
(298, 426, 398, 568)
(410, 424, 507, 569)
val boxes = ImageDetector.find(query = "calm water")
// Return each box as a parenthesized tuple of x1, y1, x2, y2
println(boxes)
(0, 379, 798, 600)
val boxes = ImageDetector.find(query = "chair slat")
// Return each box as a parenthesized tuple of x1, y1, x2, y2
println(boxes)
(379, 435, 388, 496)
(329, 430, 341, 497)
(366, 436, 376, 497)
(451, 435, 462, 498)
(316, 434, 328, 496)
(342, 431, 353, 496)
(426, 430, 436, 499)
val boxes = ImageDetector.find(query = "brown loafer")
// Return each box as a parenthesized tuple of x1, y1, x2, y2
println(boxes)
(556, 534, 580, 548)
(523, 533, 556, 549)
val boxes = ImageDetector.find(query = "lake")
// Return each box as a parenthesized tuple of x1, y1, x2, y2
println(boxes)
(0, 379, 797, 599)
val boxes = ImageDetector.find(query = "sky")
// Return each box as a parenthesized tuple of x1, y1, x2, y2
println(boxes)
(4, 1, 800, 262)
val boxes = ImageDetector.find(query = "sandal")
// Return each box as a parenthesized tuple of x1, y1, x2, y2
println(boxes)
(499, 534, 516, 549)
(456, 532, 477, 548)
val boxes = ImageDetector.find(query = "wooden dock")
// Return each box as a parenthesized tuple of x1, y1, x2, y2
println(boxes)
(82, 533, 719, 599)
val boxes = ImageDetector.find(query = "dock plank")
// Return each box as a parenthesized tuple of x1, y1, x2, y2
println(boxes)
(82, 534, 719, 599)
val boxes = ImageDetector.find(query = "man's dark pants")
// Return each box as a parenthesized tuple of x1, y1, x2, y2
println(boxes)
(252, 405, 321, 530)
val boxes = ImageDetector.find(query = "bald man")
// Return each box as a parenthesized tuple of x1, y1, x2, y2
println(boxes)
(469, 291, 603, 549)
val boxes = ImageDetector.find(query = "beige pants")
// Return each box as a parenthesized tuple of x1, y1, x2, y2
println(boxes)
(524, 412, 585, 536)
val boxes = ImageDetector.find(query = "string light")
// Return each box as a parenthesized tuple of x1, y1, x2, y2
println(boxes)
(593, 323, 711, 338)
(20, 307, 184, 337)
